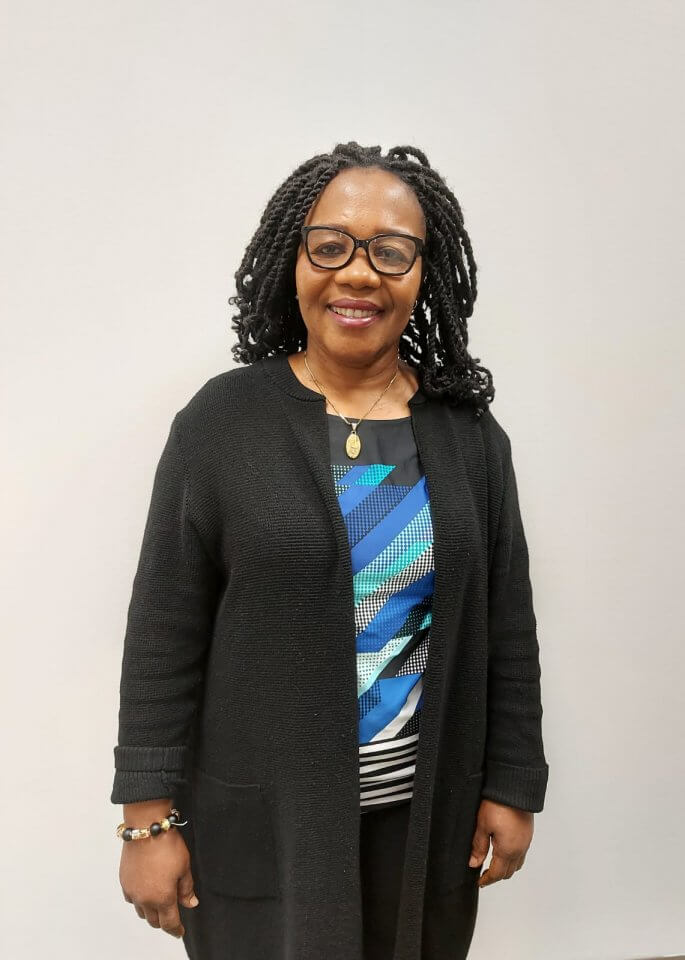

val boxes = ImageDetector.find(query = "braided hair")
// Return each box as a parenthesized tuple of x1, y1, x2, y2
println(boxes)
(228, 141, 494, 417)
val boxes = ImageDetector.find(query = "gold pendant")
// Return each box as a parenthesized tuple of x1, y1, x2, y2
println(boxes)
(346, 424, 361, 459)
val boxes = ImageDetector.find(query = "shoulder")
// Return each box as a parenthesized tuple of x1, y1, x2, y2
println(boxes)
(166, 363, 266, 458)
(173, 363, 263, 425)
(473, 405, 513, 464)
(438, 402, 515, 510)
(182, 363, 263, 413)
(440, 399, 513, 466)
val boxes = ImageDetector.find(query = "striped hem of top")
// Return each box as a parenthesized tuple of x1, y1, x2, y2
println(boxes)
(359, 731, 418, 812)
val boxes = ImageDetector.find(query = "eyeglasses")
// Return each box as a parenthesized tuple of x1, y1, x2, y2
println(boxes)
(301, 225, 425, 276)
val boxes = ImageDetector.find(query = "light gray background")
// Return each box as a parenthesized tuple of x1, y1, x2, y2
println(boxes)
(2, 1, 683, 958)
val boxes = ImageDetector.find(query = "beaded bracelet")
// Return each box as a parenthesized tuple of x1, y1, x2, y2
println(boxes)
(116, 807, 188, 841)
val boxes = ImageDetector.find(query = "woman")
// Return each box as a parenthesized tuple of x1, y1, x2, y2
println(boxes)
(112, 141, 549, 960)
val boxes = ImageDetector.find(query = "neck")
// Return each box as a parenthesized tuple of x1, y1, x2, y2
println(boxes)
(302, 343, 401, 406)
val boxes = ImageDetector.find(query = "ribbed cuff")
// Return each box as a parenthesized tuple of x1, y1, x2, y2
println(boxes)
(481, 760, 549, 813)
(110, 745, 188, 804)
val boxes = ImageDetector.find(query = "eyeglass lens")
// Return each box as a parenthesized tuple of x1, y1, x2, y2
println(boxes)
(306, 228, 416, 274)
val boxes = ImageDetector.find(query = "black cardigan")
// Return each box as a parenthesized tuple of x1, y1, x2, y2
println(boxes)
(111, 352, 549, 960)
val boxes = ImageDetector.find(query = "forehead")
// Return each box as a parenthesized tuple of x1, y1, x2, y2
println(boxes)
(303, 167, 425, 237)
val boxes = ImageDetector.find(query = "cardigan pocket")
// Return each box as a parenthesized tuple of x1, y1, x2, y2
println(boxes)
(190, 766, 281, 899)
(436, 771, 484, 894)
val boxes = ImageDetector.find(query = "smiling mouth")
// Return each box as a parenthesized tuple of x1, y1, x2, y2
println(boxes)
(328, 305, 383, 319)
(327, 305, 384, 327)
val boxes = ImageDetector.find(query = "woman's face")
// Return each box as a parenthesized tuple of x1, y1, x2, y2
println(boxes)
(294, 167, 426, 363)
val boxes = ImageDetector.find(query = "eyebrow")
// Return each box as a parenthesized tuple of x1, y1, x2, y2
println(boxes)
(312, 222, 416, 238)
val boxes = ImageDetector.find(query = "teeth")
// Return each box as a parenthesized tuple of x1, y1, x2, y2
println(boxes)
(330, 306, 380, 318)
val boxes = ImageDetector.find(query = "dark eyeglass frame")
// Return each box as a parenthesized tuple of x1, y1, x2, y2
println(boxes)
(301, 225, 425, 276)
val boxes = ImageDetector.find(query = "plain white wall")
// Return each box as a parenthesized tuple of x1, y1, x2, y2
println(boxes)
(2, 1, 683, 957)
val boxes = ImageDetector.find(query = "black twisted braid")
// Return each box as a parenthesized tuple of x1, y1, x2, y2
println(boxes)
(228, 141, 494, 417)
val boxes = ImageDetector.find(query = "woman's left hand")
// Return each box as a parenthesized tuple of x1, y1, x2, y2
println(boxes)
(468, 799, 534, 887)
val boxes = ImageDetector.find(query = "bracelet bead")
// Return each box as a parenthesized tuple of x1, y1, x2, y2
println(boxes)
(116, 807, 185, 841)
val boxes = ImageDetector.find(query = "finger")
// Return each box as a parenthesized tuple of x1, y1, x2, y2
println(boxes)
(157, 902, 185, 939)
(478, 853, 510, 887)
(142, 905, 161, 928)
(468, 828, 491, 867)
(134, 904, 146, 920)
(177, 868, 200, 908)
(501, 856, 521, 881)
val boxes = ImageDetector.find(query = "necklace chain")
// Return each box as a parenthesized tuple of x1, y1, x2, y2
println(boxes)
(303, 350, 400, 427)
(302, 350, 401, 460)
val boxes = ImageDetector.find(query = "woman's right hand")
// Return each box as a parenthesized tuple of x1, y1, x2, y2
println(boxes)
(118, 799, 199, 939)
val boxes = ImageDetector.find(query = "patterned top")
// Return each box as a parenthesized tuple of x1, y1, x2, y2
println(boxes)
(327, 413, 435, 813)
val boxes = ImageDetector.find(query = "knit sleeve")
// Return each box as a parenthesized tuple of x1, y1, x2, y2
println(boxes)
(110, 416, 222, 804)
(481, 444, 549, 813)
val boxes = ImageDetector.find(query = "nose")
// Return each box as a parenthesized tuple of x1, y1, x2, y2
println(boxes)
(334, 246, 381, 288)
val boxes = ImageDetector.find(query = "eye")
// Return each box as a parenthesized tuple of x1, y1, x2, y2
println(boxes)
(375, 245, 412, 267)
(376, 246, 405, 262)
(315, 242, 346, 256)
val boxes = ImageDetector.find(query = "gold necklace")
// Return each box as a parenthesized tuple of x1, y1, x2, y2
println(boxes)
(303, 350, 400, 460)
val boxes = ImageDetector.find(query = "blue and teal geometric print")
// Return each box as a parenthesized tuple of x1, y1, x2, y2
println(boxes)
(327, 413, 435, 811)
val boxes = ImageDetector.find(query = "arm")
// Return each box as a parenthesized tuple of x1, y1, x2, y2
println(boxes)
(482, 442, 549, 813)
(111, 415, 222, 804)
